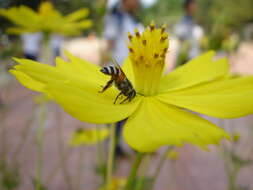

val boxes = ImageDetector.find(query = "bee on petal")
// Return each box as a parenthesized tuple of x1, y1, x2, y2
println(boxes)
(99, 59, 136, 104)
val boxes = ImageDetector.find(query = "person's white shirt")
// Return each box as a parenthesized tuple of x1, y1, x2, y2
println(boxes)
(21, 32, 42, 56)
(174, 15, 203, 59)
(104, 12, 143, 64)
(50, 34, 64, 56)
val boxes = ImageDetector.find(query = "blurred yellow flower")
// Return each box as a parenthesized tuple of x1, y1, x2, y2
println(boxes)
(167, 149, 179, 160)
(33, 94, 51, 104)
(69, 127, 109, 146)
(10, 23, 253, 152)
(231, 132, 241, 143)
(0, 2, 92, 35)
(99, 177, 126, 190)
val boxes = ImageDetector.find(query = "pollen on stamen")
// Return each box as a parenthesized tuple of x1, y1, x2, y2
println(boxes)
(128, 23, 169, 67)
(149, 21, 155, 31)
(161, 24, 167, 34)
(129, 47, 134, 53)
(128, 32, 133, 41)
(160, 36, 167, 43)
(142, 39, 147, 46)
(154, 53, 159, 58)
(127, 23, 169, 96)
(160, 53, 166, 58)
(135, 31, 140, 38)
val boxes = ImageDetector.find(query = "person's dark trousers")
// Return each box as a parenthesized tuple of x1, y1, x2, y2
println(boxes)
(24, 53, 38, 61)
(115, 120, 126, 156)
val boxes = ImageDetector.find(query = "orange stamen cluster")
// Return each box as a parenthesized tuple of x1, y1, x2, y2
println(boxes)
(126, 22, 169, 96)
(127, 22, 168, 67)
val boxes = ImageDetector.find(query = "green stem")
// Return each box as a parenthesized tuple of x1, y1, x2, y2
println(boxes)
(35, 104, 46, 190)
(106, 124, 116, 189)
(0, 106, 8, 162)
(55, 106, 73, 190)
(124, 152, 144, 190)
(96, 125, 106, 182)
(13, 106, 35, 163)
(151, 147, 172, 189)
(135, 155, 150, 190)
(41, 32, 52, 65)
(76, 147, 85, 190)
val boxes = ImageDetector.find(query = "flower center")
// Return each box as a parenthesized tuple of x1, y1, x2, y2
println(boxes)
(128, 22, 169, 96)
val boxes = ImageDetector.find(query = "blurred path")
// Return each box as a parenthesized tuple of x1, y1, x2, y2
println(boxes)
(231, 42, 253, 75)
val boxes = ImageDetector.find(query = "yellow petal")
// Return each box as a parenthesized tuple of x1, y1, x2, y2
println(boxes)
(64, 51, 106, 83)
(46, 80, 141, 124)
(123, 97, 229, 152)
(9, 69, 45, 92)
(74, 20, 93, 29)
(11, 56, 141, 124)
(12, 52, 107, 90)
(6, 27, 36, 34)
(157, 76, 253, 118)
(65, 8, 89, 22)
(13, 58, 77, 86)
(159, 51, 229, 92)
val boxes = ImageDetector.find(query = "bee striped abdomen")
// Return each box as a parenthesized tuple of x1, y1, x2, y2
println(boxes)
(100, 60, 136, 104)
(100, 66, 120, 76)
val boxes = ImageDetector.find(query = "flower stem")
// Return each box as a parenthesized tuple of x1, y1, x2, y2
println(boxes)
(35, 104, 46, 190)
(106, 124, 116, 188)
(151, 147, 172, 189)
(135, 155, 151, 190)
(124, 152, 144, 190)
(96, 125, 106, 182)
(55, 106, 73, 190)
(41, 32, 52, 65)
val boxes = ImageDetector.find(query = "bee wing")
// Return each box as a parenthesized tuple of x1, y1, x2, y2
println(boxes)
(111, 58, 126, 77)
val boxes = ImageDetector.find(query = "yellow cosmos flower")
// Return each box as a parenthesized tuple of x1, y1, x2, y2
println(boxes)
(99, 177, 126, 190)
(69, 127, 109, 146)
(167, 149, 179, 160)
(0, 2, 92, 35)
(10, 24, 253, 152)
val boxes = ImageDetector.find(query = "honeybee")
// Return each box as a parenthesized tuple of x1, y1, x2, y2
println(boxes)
(99, 59, 136, 104)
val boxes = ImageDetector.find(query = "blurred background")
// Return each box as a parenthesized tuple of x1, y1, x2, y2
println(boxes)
(0, 0, 253, 190)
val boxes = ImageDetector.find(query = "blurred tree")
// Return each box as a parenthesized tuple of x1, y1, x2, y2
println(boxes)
(8, 0, 41, 9)
(138, 0, 182, 27)
(197, 0, 253, 50)
(1, 0, 252, 42)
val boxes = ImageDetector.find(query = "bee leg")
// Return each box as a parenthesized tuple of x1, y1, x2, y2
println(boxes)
(99, 79, 114, 93)
(120, 91, 136, 104)
(119, 96, 130, 104)
(114, 92, 123, 104)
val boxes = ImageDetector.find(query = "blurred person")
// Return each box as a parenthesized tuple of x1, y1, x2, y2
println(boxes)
(103, 0, 143, 64)
(50, 34, 64, 57)
(15, 1, 41, 61)
(174, 0, 204, 66)
(21, 33, 42, 60)
(21, 33, 63, 61)
(103, 0, 143, 156)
